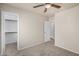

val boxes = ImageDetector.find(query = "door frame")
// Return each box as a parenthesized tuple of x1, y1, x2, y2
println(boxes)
(1, 11, 5, 55)
(1, 11, 20, 55)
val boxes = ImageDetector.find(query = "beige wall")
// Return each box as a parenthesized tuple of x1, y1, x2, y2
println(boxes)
(0, 4, 48, 50)
(55, 5, 79, 54)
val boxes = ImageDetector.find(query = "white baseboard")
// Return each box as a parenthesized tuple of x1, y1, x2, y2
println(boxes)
(18, 41, 44, 51)
(55, 44, 79, 55)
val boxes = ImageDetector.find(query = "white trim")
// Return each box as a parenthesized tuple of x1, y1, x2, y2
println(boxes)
(18, 41, 44, 51)
(1, 11, 5, 55)
(17, 14, 20, 50)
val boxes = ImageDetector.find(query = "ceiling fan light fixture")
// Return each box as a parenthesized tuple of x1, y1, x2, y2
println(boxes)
(45, 4, 51, 8)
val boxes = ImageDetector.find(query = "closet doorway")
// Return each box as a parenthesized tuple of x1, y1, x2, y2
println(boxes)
(1, 11, 19, 55)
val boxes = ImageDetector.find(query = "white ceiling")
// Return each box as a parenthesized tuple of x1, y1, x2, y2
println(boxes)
(4, 3, 79, 17)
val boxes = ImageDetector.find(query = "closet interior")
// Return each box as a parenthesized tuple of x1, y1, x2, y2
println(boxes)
(0, 11, 19, 55)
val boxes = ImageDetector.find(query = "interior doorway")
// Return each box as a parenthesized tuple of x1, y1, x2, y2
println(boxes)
(1, 11, 19, 55)
(44, 21, 55, 42)
(44, 21, 51, 42)
(5, 20, 18, 55)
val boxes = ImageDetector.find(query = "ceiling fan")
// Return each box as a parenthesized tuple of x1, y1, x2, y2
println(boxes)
(33, 3, 61, 13)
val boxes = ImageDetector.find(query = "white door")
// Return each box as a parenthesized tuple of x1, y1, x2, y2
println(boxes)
(44, 21, 51, 42)
(50, 23, 55, 39)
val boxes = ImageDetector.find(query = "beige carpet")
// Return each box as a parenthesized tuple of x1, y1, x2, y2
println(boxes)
(3, 40, 79, 56)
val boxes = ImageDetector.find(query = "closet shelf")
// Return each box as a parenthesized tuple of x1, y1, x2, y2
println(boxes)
(5, 32, 17, 33)
(5, 19, 17, 21)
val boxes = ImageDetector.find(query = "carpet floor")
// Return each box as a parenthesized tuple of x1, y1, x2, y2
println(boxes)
(3, 40, 79, 56)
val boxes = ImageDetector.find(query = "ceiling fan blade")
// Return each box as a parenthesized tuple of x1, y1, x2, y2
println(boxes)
(44, 8, 47, 13)
(33, 4, 45, 8)
(51, 4, 61, 8)
(45, 3, 51, 4)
